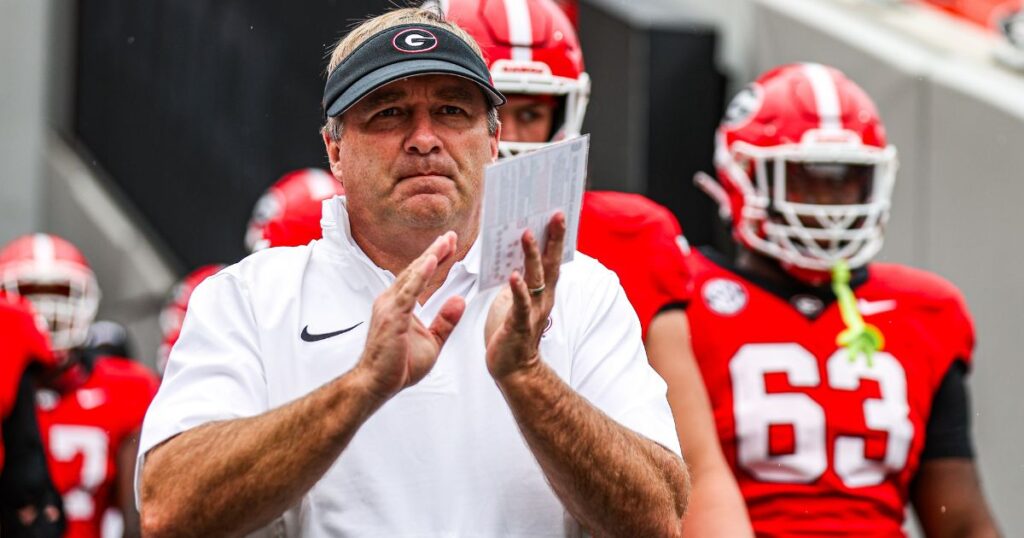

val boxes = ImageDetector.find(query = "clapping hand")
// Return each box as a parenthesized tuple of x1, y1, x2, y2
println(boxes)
(484, 213, 567, 381)
(356, 232, 467, 400)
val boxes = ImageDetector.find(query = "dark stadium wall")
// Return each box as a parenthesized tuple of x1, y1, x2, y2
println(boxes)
(76, 0, 390, 269)
(578, 0, 727, 249)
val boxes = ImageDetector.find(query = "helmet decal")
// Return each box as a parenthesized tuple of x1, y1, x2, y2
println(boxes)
(722, 84, 762, 129)
(245, 168, 344, 252)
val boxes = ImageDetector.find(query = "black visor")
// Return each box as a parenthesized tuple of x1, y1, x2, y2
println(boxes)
(323, 23, 506, 118)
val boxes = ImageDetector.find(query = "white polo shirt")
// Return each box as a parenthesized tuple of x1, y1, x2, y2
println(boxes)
(138, 197, 680, 537)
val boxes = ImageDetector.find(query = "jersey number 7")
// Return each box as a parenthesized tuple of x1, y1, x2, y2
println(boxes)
(49, 424, 109, 520)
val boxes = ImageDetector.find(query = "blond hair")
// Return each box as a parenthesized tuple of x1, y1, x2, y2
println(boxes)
(322, 5, 498, 140)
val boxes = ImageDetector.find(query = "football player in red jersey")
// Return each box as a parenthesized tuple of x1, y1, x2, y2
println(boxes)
(442, 0, 752, 534)
(687, 63, 1000, 537)
(245, 168, 346, 252)
(0, 296, 64, 536)
(0, 234, 159, 538)
(156, 264, 225, 376)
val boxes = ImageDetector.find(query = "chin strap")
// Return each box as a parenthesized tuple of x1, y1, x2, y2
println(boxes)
(832, 260, 884, 366)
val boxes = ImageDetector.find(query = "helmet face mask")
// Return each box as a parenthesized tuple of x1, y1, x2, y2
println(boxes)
(714, 64, 899, 278)
(490, 61, 590, 157)
(0, 234, 101, 355)
(727, 138, 897, 272)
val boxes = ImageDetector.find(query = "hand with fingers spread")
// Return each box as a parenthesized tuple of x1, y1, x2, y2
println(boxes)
(356, 231, 467, 400)
(484, 213, 567, 381)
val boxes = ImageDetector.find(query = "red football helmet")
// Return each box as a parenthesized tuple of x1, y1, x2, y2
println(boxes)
(442, 0, 590, 156)
(245, 168, 345, 253)
(0, 234, 101, 353)
(157, 264, 224, 375)
(551, 0, 579, 27)
(709, 63, 898, 280)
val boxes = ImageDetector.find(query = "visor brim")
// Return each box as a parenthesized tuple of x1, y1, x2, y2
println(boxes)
(325, 59, 506, 118)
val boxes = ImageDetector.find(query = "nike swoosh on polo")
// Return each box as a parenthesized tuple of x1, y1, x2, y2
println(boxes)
(300, 322, 364, 342)
(857, 299, 897, 316)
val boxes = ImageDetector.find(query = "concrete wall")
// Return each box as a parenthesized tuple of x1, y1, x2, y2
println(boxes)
(44, 137, 177, 369)
(750, 0, 1024, 534)
(0, 0, 52, 243)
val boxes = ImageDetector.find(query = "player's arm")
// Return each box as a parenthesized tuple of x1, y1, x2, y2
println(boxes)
(911, 361, 1000, 538)
(140, 234, 466, 538)
(486, 216, 689, 537)
(0, 367, 64, 537)
(646, 309, 754, 538)
(116, 430, 141, 538)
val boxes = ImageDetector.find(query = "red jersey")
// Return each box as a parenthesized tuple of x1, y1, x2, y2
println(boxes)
(686, 249, 973, 537)
(0, 298, 55, 471)
(36, 356, 159, 538)
(576, 191, 691, 339)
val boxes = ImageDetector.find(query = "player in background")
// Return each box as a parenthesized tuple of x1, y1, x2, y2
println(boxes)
(157, 167, 342, 370)
(155, 169, 340, 375)
(687, 63, 1000, 537)
(0, 234, 159, 538)
(441, 0, 752, 534)
(156, 264, 224, 376)
(0, 296, 65, 536)
(244, 168, 346, 253)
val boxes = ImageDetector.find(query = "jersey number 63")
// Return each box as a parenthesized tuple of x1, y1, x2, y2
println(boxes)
(730, 343, 914, 488)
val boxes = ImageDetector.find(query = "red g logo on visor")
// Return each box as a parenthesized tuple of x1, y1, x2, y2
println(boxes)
(393, 28, 439, 53)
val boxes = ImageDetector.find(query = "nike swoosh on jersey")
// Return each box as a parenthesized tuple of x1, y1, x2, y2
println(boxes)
(300, 322, 364, 342)
(856, 299, 897, 316)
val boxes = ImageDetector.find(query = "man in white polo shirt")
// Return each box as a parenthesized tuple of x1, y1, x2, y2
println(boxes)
(136, 6, 689, 537)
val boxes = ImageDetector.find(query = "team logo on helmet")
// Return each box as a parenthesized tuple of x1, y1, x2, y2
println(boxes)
(702, 278, 748, 316)
(722, 84, 762, 128)
(393, 28, 438, 53)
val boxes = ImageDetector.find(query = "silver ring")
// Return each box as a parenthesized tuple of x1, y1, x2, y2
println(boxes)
(528, 284, 546, 296)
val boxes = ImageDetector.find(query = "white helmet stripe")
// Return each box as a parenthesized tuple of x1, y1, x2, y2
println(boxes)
(438, 0, 450, 13)
(32, 233, 56, 266)
(504, 0, 534, 61)
(802, 63, 842, 132)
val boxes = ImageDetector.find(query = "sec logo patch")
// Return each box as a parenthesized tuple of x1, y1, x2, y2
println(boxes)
(702, 278, 748, 316)
(393, 28, 438, 53)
